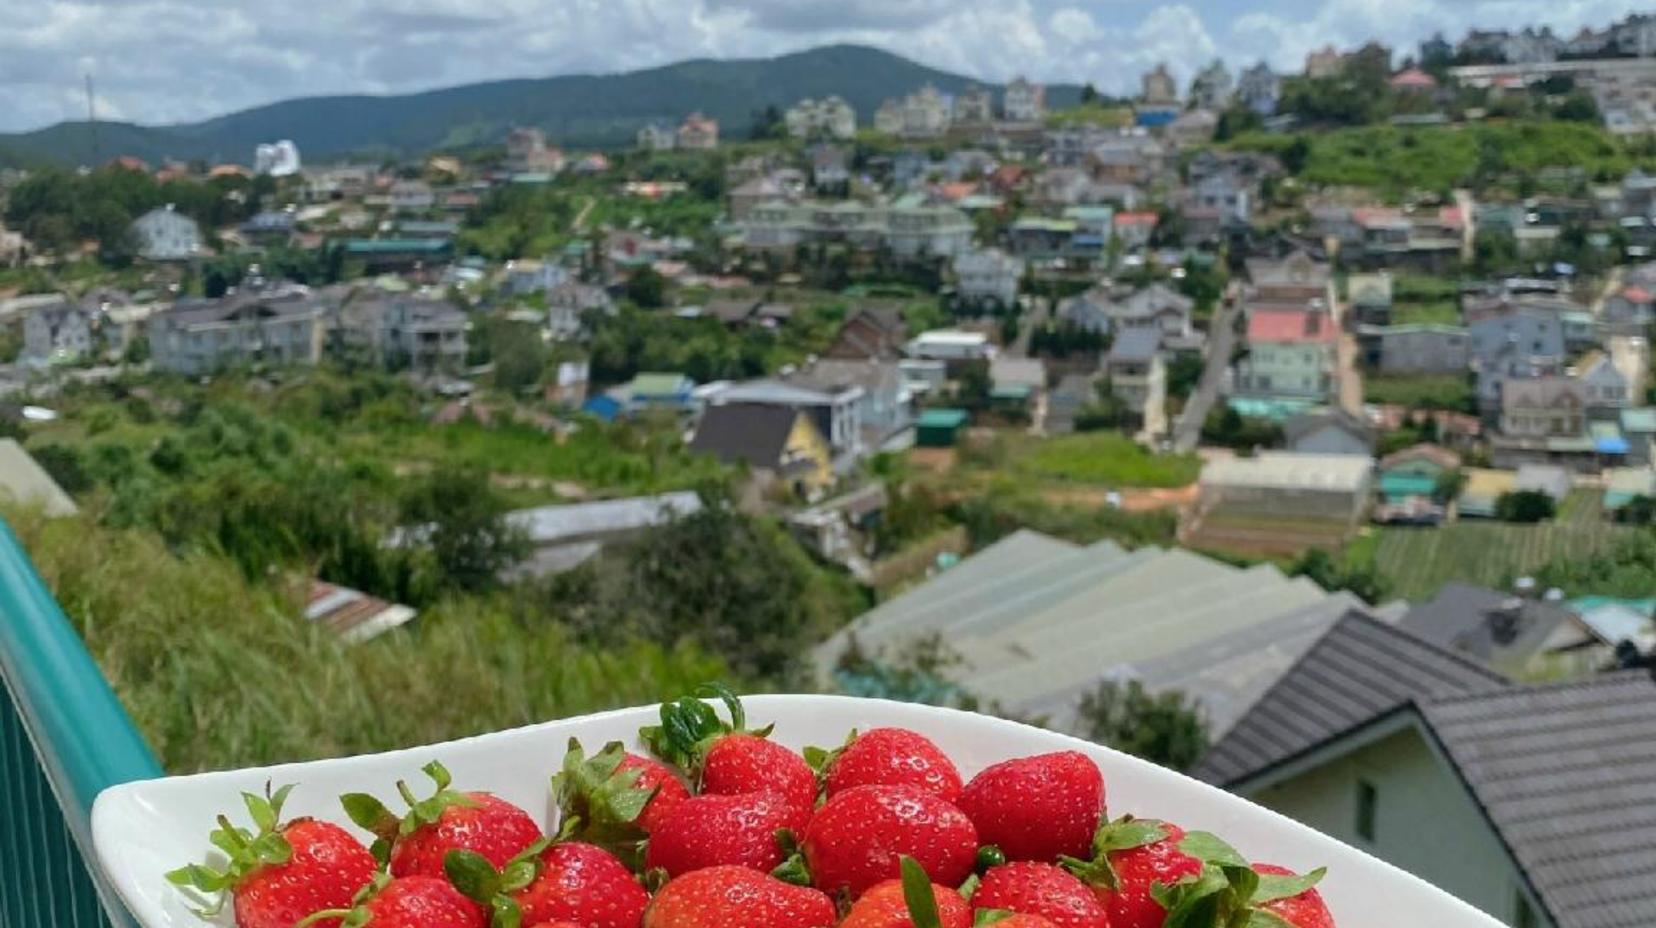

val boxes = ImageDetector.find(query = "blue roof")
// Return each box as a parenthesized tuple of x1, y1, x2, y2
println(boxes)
(581, 395, 622, 421)
(1595, 435, 1631, 454)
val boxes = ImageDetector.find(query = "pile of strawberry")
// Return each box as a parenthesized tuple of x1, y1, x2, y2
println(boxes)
(168, 686, 1334, 928)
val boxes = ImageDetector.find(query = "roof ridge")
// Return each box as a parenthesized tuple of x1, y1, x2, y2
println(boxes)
(1423, 667, 1652, 709)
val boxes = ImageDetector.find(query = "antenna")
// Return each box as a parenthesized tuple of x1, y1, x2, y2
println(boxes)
(85, 73, 101, 167)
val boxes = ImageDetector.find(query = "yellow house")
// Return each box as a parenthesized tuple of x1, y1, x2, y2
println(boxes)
(689, 403, 833, 495)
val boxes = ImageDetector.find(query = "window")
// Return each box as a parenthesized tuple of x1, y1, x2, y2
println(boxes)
(1514, 890, 1537, 928)
(1355, 780, 1377, 841)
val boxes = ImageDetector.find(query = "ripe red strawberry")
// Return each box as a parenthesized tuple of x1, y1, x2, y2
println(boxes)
(801, 784, 977, 898)
(342, 761, 544, 879)
(701, 733, 818, 809)
(640, 685, 816, 808)
(1252, 864, 1335, 928)
(957, 752, 1104, 861)
(643, 791, 810, 877)
(819, 728, 963, 803)
(972, 862, 1109, 928)
(642, 865, 837, 928)
(552, 739, 688, 868)
(1062, 819, 1202, 928)
(975, 916, 1060, 927)
(322, 875, 487, 928)
(839, 858, 973, 928)
(510, 842, 648, 928)
(166, 784, 378, 928)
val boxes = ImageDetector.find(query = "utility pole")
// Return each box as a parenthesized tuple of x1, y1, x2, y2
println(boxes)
(86, 73, 100, 167)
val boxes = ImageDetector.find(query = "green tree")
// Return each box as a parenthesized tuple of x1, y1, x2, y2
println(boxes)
(1074, 679, 1208, 772)
(626, 266, 667, 308)
(1496, 490, 1556, 523)
(398, 467, 530, 593)
(1289, 547, 1388, 604)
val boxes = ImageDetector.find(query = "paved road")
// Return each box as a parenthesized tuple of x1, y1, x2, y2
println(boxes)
(1172, 293, 1240, 453)
(1010, 293, 1048, 358)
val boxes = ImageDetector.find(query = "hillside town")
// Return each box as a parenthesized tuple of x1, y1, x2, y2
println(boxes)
(5, 12, 1656, 928)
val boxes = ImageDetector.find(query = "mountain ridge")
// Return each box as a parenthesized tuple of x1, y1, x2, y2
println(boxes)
(0, 45, 1081, 167)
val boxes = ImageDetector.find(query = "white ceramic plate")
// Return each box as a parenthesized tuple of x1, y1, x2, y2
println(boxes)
(93, 695, 1505, 928)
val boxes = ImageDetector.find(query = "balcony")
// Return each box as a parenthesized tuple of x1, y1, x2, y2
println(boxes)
(0, 517, 161, 926)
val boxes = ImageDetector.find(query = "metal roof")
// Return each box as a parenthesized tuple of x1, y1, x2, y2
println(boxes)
(1200, 452, 1374, 493)
(506, 492, 701, 546)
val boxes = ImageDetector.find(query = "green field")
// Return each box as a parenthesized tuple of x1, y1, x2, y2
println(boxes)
(1017, 432, 1202, 488)
(1363, 491, 1635, 601)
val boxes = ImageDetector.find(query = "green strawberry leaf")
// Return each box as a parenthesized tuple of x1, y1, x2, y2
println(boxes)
(168, 785, 304, 918)
(551, 739, 655, 859)
(900, 857, 943, 928)
(958, 873, 980, 900)
(1250, 867, 1325, 905)
(1177, 831, 1250, 868)
(243, 792, 276, 833)
(444, 849, 502, 903)
(490, 896, 524, 928)
(1242, 911, 1301, 928)
(1151, 867, 1235, 928)
(974, 910, 1018, 925)
(340, 793, 400, 841)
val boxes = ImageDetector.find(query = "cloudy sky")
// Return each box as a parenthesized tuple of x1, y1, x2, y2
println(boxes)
(1, 0, 1649, 132)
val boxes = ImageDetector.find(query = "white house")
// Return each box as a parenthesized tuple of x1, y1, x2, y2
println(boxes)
(1002, 77, 1046, 122)
(906, 329, 994, 362)
(785, 97, 856, 139)
(952, 248, 1025, 310)
(637, 123, 677, 151)
(388, 180, 435, 213)
(131, 206, 202, 261)
(21, 301, 94, 365)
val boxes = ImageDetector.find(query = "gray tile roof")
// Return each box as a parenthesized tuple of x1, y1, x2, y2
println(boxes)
(1399, 582, 1583, 674)
(1194, 611, 1508, 786)
(689, 403, 803, 470)
(1108, 327, 1162, 362)
(1420, 672, 1656, 928)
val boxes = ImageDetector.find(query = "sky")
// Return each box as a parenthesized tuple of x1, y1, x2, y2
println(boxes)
(0, 0, 1650, 133)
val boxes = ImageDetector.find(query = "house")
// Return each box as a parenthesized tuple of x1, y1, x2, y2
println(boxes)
(239, 210, 297, 246)
(726, 176, 789, 222)
(676, 113, 719, 150)
(816, 528, 1372, 738)
(736, 199, 973, 260)
(689, 403, 832, 494)
(503, 492, 702, 578)
(914, 408, 969, 447)
(1165, 110, 1219, 149)
(1400, 582, 1606, 678)
(335, 294, 468, 371)
(707, 377, 865, 458)
(785, 358, 914, 451)
(1002, 77, 1046, 122)
(1103, 329, 1166, 435)
(988, 356, 1046, 413)
(1045, 373, 1096, 435)
(636, 123, 676, 151)
(952, 85, 995, 125)
(21, 300, 94, 365)
(1235, 309, 1339, 402)
(131, 205, 202, 261)
(1621, 407, 1656, 465)
(1456, 467, 1517, 518)
(150, 286, 329, 375)
(809, 145, 850, 191)
(1188, 60, 1234, 110)
(388, 180, 435, 212)
(1141, 63, 1179, 105)
(0, 439, 78, 517)
(546, 281, 615, 339)
(1237, 62, 1280, 116)
(1365, 324, 1471, 375)
(1514, 463, 1573, 503)
(505, 127, 564, 174)
(1196, 612, 1656, 928)
(1499, 377, 1586, 440)
(342, 239, 452, 273)
(1284, 408, 1375, 456)
(1376, 444, 1460, 505)
(1057, 282, 1197, 347)
(1112, 212, 1159, 250)
(952, 248, 1024, 311)
(1468, 308, 1567, 408)
(824, 308, 907, 361)
(501, 259, 571, 296)
(622, 372, 696, 415)
(785, 96, 856, 139)
(1196, 452, 1375, 528)
(1573, 351, 1632, 413)
(1246, 250, 1337, 310)
(906, 329, 993, 363)
(1347, 272, 1393, 325)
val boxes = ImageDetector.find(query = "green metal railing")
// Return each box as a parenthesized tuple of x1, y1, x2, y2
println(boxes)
(0, 518, 163, 928)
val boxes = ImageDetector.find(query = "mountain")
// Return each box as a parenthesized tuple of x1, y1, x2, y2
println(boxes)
(0, 45, 1082, 167)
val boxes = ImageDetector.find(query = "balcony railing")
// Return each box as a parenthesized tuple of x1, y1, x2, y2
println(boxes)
(0, 517, 162, 928)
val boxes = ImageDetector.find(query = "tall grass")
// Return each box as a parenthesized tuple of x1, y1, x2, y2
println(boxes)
(10, 510, 728, 773)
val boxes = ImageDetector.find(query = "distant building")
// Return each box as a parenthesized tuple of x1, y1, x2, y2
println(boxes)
(636, 123, 677, 151)
(131, 205, 203, 261)
(952, 248, 1025, 311)
(952, 86, 995, 125)
(1237, 62, 1281, 116)
(150, 286, 329, 374)
(785, 96, 856, 139)
(388, 180, 435, 213)
(677, 113, 720, 150)
(738, 199, 973, 260)
(506, 127, 565, 174)
(876, 85, 951, 138)
(690, 403, 834, 495)
(253, 140, 301, 177)
(1142, 63, 1179, 104)
(335, 294, 468, 372)
(1188, 60, 1234, 110)
(1305, 45, 1342, 78)
(21, 300, 94, 365)
(1002, 77, 1046, 122)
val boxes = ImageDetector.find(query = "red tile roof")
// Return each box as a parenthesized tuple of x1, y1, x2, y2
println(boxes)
(1247, 309, 1337, 344)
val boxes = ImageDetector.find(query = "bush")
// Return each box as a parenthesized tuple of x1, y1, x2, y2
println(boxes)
(1496, 490, 1556, 523)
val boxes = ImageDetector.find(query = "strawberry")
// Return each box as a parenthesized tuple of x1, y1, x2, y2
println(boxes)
(301, 875, 487, 928)
(974, 916, 1060, 927)
(1252, 864, 1335, 928)
(447, 840, 647, 928)
(643, 791, 810, 877)
(956, 752, 1104, 862)
(1146, 836, 1330, 928)
(642, 865, 837, 928)
(640, 684, 816, 808)
(816, 728, 963, 803)
(839, 858, 973, 928)
(972, 862, 1109, 928)
(551, 739, 688, 867)
(166, 784, 377, 928)
(800, 784, 977, 898)
(342, 761, 544, 879)
(1061, 818, 1202, 928)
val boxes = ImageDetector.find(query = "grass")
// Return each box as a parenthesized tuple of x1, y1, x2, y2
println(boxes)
(1016, 432, 1202, 489)
(1391, 301, 1460, 326)
(1365, 491, 1635, 601)
(1363, 374, 1473, 411)
(9, 507, 730, 773)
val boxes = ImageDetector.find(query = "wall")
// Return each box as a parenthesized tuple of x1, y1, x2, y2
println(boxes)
(1248, 726, 1551, 928)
